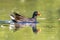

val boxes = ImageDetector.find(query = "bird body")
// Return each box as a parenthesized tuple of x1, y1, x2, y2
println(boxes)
(10, 11, 40, 33)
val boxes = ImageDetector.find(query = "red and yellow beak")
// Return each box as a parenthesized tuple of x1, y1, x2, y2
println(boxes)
(37, 11, 41, 16)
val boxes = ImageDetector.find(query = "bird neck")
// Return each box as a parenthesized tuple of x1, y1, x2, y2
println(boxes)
(32, 15, 37, 18)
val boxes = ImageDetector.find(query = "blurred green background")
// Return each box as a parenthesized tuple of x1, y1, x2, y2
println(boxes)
(0, 0, 60, 40)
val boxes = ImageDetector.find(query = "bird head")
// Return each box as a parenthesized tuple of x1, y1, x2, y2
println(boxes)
(33, 11, 40, 16)
(32, 11, 41, 18)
